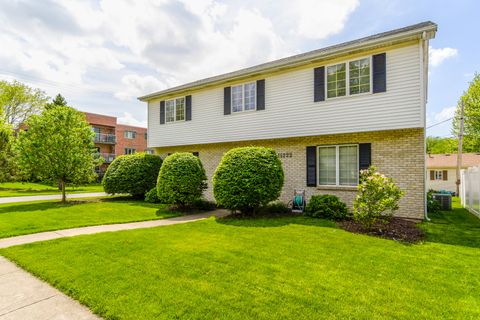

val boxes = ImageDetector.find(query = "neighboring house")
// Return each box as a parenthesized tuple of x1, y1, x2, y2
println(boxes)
(427, 153, 480, 194)
(139, 21, 437, 219)
(84, 112, 151, 174)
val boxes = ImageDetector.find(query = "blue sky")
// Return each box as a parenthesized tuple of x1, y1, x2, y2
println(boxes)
(0, 0, 477, 136)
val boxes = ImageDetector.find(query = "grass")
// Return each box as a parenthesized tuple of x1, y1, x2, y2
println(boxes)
(0, 181, 104, 197)
(1, 199, 479, 319)
(0, 198, 181, 238)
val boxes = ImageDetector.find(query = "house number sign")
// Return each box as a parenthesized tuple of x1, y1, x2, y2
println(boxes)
(277, 152, 293, 159)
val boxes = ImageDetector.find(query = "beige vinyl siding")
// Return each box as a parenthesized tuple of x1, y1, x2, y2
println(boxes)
(147, 43, 423, 148)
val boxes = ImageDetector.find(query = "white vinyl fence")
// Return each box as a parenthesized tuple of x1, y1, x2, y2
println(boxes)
(460, 166, 480, 217)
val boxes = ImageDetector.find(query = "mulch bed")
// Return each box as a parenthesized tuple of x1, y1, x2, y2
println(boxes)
(338, 218, 424, 243)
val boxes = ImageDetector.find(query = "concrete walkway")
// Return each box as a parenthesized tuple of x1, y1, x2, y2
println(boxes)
(0, 210, 229, 249)
(0, 193, 108, 204)
(0, 256, 99, 320)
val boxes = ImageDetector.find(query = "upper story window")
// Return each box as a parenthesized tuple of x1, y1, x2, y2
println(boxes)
(144, 132, 148, 140)
(92, 127, 101, 135)
(124, 131, 136, 139)
(318, 144, 358, 186)
(434, 170, 443, 180)
(231, 82, 256, 113)
(326, 57, 371, 99)
(166, 97, 185, 122)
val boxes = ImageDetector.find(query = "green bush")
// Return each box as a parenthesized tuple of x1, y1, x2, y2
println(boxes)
(353, 166, 404, 229)
(144, 187, 160, 203)
(157, 153, 207, 206)
(102, 153, 162, 198)
(305, 195, 348, 220)
(213, 147, 284, 214)
(258, 201, 292, 215)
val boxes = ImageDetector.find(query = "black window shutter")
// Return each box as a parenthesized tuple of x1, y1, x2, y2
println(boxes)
(224, 87, 231, 115)
(314, 67, 325, 102)
(192, 152, 199, 157)
(359, 143, 371, 171)
(160, 101, 165, 124)
(256, 79, 265, 110)
(372, 53, 386, 93)
(185, 95, 192, 121)
(306, 146, 317, 186)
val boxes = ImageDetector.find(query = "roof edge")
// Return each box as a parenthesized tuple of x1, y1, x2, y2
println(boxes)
(138, 21, 437, 102)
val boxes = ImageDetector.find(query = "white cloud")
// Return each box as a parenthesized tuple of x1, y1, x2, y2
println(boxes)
(292, 0, 359, 39)
(434, 106, 456, 122)
(0, 0, 359, 120)
(429, 47, 458, 67)
(115, 74, 171, 101)
(117, 112, 147, 127)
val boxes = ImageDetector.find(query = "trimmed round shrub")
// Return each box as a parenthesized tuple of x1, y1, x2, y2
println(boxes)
(305, 195, 348, 220)
(102, 153, 162, 198)
(157, 152, 207, 206)
(145, 187, 160, 203)
(213, 147, 284, 214)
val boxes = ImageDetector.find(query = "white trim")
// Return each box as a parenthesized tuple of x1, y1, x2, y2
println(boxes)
(231, 81, 257, 113)
(317, 144, 359, 187)
(324, 55, 372, 100)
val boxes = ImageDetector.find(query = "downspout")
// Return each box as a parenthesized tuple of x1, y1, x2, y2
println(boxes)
(422, 32, 431, 221)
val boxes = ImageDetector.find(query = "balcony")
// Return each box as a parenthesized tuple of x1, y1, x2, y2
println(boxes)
(101, 153, 116, 163)
(94, 133, 116, 144)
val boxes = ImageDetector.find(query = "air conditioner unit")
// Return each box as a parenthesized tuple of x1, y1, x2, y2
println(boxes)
(432, 194, 452, 211)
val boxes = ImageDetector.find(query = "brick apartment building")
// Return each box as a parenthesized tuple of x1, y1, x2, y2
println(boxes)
(84, 112, 151, 174)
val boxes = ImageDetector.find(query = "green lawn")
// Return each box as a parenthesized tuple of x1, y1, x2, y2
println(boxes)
(0, 181, 104, 197)
(0, 198, 181, 238)
(1, 199, 479, 319)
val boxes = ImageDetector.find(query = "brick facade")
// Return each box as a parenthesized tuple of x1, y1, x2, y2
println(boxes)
(115, 124, 148, 155)
(84, 112, 149, 173)
(154, 128, 425, 219)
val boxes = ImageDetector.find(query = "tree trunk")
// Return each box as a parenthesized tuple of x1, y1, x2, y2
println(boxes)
(61, 179, 66, 203)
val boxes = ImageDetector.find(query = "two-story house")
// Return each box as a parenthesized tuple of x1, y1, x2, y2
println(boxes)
(139, 22, 437, 219)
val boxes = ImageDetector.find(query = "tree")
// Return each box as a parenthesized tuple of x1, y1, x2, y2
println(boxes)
(14, 106, 100, 202)
(453, 73, 480, 152)
(0, 80, 48, 128)
(426, 136, 457, 154)
(45, 94, 68, 109)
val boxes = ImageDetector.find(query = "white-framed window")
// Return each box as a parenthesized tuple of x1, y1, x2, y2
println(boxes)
(434, 170, 443, 180)
(124, 131, 136, 139)
(231, 82, 256, 113)
(318, 144, 358, 186)
(145, 149, 154, 155)
(124, 148, 136, 155)
(325, 56, 371, 99)
(164, 97, 186, 123)
(326, 63, 346, 98)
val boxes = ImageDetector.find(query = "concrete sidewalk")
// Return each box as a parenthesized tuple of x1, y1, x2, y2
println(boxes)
(0, 256, 99, 319)
(0, 193, 108, 204)
(0, 210, 229, 249)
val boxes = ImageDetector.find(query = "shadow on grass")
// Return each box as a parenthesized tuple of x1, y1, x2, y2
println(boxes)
(421, 206, 480, 249)
(216, 214, 337, 229)
(0, 197, 170, 215)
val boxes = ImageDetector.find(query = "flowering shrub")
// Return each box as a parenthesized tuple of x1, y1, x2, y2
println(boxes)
(353, 166, 403, 229)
